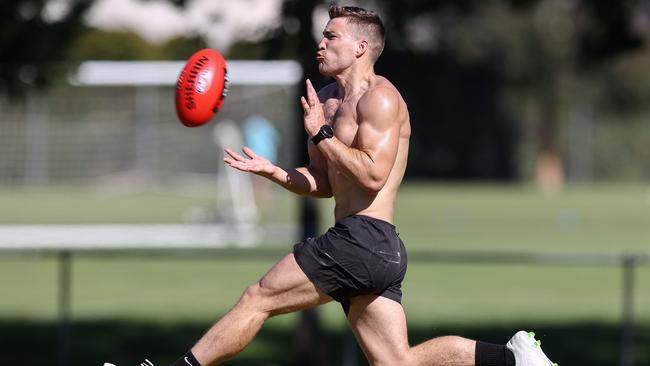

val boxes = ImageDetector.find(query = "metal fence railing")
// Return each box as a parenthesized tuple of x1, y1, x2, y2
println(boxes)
(1, 247, 648, 366)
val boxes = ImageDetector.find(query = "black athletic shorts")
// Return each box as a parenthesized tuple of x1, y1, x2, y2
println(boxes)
(293, 214, 408, 314)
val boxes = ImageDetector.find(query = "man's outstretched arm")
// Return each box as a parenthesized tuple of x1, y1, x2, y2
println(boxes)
(223, 145, 332, 198)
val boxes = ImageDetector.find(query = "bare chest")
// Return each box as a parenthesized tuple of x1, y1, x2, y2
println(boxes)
(322, 98, 359, 147)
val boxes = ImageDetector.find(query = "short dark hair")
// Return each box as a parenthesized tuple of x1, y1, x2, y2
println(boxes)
(329, 5, 386, 62)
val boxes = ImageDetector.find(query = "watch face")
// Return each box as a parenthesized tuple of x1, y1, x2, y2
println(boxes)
(312, 125, 334, 145)
(322, 125, 333, 137)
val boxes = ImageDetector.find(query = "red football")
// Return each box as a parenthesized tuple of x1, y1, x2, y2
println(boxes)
(175, 48, 229, 127)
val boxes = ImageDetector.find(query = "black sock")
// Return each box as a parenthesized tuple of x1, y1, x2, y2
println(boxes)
(169, 351, 201, 366)
(475, 341, 516, 366)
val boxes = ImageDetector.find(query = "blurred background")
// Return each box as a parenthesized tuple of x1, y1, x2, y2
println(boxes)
(1, 0, 649, 365)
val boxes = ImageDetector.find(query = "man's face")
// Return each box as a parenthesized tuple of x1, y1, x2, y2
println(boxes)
(317, 17, 359, 76)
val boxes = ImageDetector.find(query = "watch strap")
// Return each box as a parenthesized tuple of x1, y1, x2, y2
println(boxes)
(311, 125, 333, 145)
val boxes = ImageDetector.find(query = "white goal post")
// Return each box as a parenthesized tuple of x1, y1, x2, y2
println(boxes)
(69, 60, 302, 86)
(0, 59, 303, 250)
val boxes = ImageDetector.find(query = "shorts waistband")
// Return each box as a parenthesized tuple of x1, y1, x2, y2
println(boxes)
(338, 214, 396, 230)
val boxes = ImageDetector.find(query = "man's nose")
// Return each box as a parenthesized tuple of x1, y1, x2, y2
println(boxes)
(318, 38, 326, 50)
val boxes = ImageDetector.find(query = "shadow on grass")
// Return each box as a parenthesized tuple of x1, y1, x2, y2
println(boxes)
(1, 319, 648, 365)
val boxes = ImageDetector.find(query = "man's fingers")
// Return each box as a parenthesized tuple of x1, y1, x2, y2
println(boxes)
(306, 79, 317, 107)
(223, 157, 239, 166)
(223, 158, 249, 171)
(224, 147, 237, 158)
(300, 96, 310, 113)
(224, 147, 264, 174)
(307, 79, 316, 96)
(242, 146, 256, 158)
(224, 147, 246, 161)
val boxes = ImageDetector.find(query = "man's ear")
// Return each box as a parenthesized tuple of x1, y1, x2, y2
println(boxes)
(356, 39, 369, 58)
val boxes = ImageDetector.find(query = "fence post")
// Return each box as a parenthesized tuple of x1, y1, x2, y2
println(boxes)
(294, 197, 323, 366)
(342, 329, 359, 366)
(620, 255, 636, 366)
(58, 251, 72, 366)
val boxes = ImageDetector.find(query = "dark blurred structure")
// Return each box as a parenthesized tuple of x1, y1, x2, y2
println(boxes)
(378, 49, 516, 180)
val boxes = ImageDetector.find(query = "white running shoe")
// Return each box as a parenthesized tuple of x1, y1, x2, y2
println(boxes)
(102, 359, 154, 366)
(506, 331, 558, 366)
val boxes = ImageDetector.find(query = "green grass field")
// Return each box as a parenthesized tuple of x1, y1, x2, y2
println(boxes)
(1, 183, 649, 365)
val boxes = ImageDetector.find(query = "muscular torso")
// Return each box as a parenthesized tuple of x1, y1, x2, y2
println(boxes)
(318, 76, 411, 224)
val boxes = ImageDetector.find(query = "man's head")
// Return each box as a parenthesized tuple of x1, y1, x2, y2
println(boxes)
(328, 5, 385, 62)
(317, 5, 385, 75)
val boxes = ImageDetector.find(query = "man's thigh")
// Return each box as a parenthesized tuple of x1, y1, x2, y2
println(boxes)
(347, 295, 411, 366)
(252, 253, 333, 316)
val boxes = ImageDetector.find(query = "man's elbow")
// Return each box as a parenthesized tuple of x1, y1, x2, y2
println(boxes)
(358, 162, 388, 195)
(361, 177, 385, 196)
(309, 183, 333, 198)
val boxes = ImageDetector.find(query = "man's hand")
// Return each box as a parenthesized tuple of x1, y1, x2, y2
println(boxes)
(300, 79, 326, 138)
(223, 147, 275, 177)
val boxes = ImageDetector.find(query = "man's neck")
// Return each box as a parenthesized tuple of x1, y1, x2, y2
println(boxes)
(333, 64, 375, 101)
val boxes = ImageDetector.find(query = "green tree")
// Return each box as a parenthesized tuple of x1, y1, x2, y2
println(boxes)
(67, 29, 206, 61)
(0, 0, 91, 96)
(378, 0, 644, 187)
(0, 0, 196, 96)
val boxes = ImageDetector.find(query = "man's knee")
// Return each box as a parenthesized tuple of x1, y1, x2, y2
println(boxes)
(238, 282, 266, 311)
(239, 281, 282, 312)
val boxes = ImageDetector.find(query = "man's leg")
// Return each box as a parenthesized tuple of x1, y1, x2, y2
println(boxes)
(346, 295, 476, 366)
(347, 295, 557, 366)
(186, 253, 332, 366)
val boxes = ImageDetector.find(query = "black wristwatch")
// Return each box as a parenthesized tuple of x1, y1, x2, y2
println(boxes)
(311, 124, 334, 145)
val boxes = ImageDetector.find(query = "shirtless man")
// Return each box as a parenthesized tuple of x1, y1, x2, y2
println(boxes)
(157, 5, 556, 366)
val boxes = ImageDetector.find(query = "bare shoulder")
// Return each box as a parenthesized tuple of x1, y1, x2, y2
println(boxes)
(358, 77, 403, 120)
